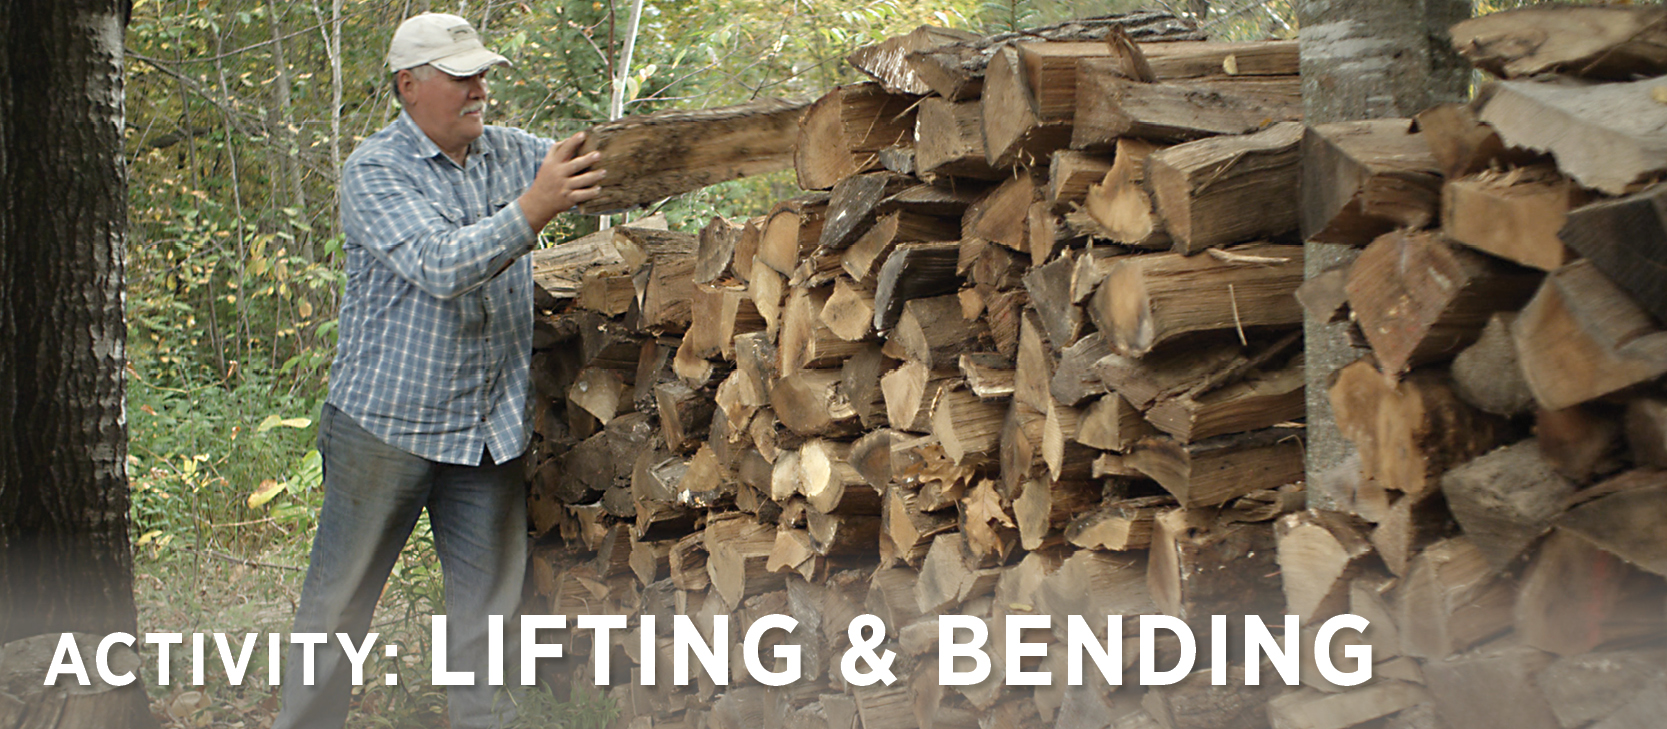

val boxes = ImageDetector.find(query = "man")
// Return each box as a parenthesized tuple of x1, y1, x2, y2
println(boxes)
(273, 13, 604, 729)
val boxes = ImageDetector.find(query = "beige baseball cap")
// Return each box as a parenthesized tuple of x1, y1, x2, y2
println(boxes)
(387, 13, 510, 76)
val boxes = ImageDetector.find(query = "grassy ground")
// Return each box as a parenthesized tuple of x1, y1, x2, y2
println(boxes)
(132, 520, 454, 728)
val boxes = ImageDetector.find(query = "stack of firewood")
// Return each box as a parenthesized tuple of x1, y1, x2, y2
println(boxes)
(1272, 5, 1667, 729)
(519, 5, 1667, 729)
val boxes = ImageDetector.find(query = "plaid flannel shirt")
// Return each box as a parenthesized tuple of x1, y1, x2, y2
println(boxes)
(327, 111, 555, 465)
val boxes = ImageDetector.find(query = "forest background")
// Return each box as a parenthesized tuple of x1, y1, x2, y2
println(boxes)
(113, 0, 1513, 725)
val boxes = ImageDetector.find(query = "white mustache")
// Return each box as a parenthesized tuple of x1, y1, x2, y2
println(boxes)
(461, 102, 485, 116)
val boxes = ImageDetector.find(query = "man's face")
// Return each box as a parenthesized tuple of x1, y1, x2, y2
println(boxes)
(400, 66, 490, 158)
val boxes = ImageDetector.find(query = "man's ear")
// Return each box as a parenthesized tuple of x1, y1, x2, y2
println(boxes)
(394, 69, 412, 105)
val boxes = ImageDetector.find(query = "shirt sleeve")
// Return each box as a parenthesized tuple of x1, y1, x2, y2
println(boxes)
(340, 155, 539, 300)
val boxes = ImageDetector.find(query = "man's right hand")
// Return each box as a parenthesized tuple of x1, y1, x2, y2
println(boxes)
(519, 132, 605, 232)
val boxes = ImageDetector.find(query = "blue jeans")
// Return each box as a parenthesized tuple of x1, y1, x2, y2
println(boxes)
(273, 403, 527, 729)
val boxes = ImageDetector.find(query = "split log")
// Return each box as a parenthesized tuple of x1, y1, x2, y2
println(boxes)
(1140, 39, 1299, 79)
(914, 97, 1003, 182)
(1023, 251, 1084, 350)
(706, 514, 785, 607)
(779, 285, 866, 376)
(795, 83, 917, 191)
(530, 224, 631, 298)
(999, 401, 1047, 494)
(895, 294, 990, 370)
(1042, 399, 1097, 482)
(1084, 138, 1172, 248)
(959, 353, 1015, 400)
(1536, 648, 1667, 729)
(1066, 494, 1172, 551)
(1396, 537, 1517, 660)
(883, 485, 956, 567)
(1413, 102, 1517, 180)
(1076, 393, 1157, 452)
(577, 268, 636, 316)
(800, 439, 881, 516)
(1515, 529, 1666, 656)
(1441, 168, 1581, 272)
(1450, 5, 1667, 80)
(696, 216, 745, 284)
(1370, 486, 1456, 578)
(1090, 243, 1304, 357)
(1557, 183, 1667, 323)
(963, 172, 1042, 253)
(872, 241, 962, 331)
(1275, 510, 1375, 624)
(1479, 77, 1667, 195)
(1511, 260, 1667, 411)
(1329, 359, 1508, 496)
(568, 367, 630, 426)
(902, 12, 1203, 101)
(1536, 403, 1624, 483)
(842, 343, 893, 429)
(1450, 313, 1535, 417)
(1014, 311, 1054, 414)
(818, 172, 916, 253)
(1420, 642, 1560, 729)
(1019, 38, 1154, 120)
(848, 25, 982, 95)
(842, 210, 961, 287)
(1147, 121, 1303, 254)
(882, 361, 956, 434)
(1558, 469, 1667, 577)
(1345, 230, 1541, 375)
(1147, 508, 1282, 624)
(1050, 333, 1113, 407)
(1037, 548, 1156, 626)
(1144, 354, 1305, 443)
(1048, 150, 1113, 212)
(1072, 70, 1301, 149)
(820, 277, 876, 343)
(1301, 119, 1442, 245)
(933, 387, 1007, 465)
(758, 195, 829, 277)
(982, 44, 1073, 169)
(772, 369, 861, 438)
(577, 97, 807, 213)
(1128, 427, 1305, 508)
(656, 381, 716, 455)
(1091, 334, 1248, 410)
(915, 531, 1001, 612)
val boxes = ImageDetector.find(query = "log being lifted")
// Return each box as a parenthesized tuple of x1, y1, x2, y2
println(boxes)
(796, 83, 918, 191)
(902, 11, 1202, 101)
(577, 98, 808, 214)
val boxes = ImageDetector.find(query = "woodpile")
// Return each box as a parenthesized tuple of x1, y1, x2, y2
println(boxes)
(520, 6, 1667, 729)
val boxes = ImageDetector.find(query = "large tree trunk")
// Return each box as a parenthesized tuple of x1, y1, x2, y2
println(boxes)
(1297, 0, 1471, 508)
(0, 0, 155, 724)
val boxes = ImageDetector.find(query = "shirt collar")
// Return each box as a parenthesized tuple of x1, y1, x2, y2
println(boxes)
(394, 110, 496, 167)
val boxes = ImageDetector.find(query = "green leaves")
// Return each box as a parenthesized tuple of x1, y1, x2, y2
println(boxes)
(256, 414, 312, 432)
